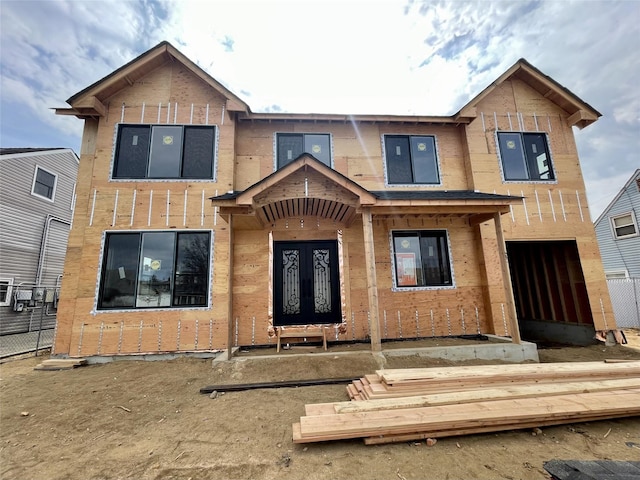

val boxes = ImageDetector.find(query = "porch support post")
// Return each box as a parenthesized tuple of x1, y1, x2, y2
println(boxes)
(493, 212, 521, 344)
(361, 208, 382, 352)
(226, 214, 235, 359)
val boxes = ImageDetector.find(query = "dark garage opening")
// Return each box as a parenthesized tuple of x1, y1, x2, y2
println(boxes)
(506, 240, 596, 345)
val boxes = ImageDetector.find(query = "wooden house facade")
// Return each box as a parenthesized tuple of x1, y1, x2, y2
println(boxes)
(53, 42, 616, 358)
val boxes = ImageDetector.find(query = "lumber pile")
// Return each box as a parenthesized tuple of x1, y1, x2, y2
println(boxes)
(34, 358, 87, 371)
(293, 361, 640, 445)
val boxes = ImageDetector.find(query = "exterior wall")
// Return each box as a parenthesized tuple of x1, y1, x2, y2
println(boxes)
(463, 78, 614, 331)
(595, 171, 640, 278)
(0, 149, 77, 334)
(235, 122, 470, 191)
(231, 215, 496, 347)
(53, 55, 617, 356)
(53, 63, 235, 356)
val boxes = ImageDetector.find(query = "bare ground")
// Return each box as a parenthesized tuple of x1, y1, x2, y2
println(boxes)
(2, 331, 640, 480)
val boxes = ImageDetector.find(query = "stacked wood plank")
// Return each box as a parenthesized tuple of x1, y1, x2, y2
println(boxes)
(293, 361, 640, 444)
(34, 358, 87, 371)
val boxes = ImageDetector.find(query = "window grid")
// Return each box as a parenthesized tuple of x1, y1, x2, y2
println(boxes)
(0, 278, 14, 307)
(610, 212, 638, 239)
(31, 166, 57, 201)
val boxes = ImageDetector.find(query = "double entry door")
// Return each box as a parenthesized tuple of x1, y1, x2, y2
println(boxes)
(273, 240, 341, 326)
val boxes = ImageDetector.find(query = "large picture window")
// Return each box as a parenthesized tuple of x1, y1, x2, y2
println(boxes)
(384, 135, 439, 184)
(392, 230, 452, 288)
(113, 124, 216, 179)
(497, 132, 554, 181)
(276, 133, 331, 168)
(98, 231, 211, 309)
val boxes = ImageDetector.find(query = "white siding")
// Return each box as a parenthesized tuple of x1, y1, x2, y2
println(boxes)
(595, 171, 640, 278)
(0, 149, 78, 334)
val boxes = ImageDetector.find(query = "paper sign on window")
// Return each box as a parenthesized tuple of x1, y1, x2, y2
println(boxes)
(396, 253, 417, 286)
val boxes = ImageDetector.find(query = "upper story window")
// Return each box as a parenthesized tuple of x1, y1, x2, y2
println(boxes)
(98, 231, 212, 310)
(391, 230, 453, 289)
(276, 133, 331, 169)
(610, 212, 638, 239)
(497, 132, 554, 181)
(31, 166, 57, 201)
(383, 135, 440, 185)
(113, 124, 216, 179)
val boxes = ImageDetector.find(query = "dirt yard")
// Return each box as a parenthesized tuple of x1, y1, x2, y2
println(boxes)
(2, 332, 640, 480)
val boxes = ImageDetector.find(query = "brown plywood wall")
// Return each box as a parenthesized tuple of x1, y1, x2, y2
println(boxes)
(54, 63, 237, 357)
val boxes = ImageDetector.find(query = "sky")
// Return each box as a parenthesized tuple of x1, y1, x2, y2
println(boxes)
(0, 0, 638, 220)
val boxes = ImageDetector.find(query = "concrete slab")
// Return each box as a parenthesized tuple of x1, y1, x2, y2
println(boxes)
(382, 339, 539, 363)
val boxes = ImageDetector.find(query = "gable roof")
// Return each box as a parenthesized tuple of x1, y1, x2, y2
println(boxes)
(56, 41, 249, 119)
(56, 44, 599, 128)
(594, 169, 640, 226)
(455, 58, 601, 128)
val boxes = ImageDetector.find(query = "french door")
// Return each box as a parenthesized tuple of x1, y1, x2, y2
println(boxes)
(273, 241, 341, 326)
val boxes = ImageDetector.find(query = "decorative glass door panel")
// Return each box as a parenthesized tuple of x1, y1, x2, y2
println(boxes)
(274, 241, 340, 325)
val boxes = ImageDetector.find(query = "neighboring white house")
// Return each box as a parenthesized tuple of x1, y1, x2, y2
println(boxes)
(0, 148, 79, 335)
(595, 169, 640, 328)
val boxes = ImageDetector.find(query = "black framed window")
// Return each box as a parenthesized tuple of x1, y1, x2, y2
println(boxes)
(113, 124, 215, 179)
(392, 230, 452, 288)
(98, 231, 211, 309)
(497, 132, 554, 181)
(384, 135, 439, 184)
(276, 133, 331, 168)
(32, 167, 57, 200)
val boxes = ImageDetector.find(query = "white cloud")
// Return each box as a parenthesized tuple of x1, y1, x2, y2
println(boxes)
(0, 0, 637, 218)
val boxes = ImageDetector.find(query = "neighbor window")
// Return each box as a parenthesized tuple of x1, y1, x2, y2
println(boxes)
(113, 124, 216, 179)
(98, 231, 211, 309)
(605, 270, 629, 280)
(611, 213, 638, 239)
(384, 135, 440, 184)
(497, 132, 554, 181)
(392, 230, 452, 288)
(0, 278, 14, 307)
(276, 133, 331, 168)
(31, 166, 57, 200)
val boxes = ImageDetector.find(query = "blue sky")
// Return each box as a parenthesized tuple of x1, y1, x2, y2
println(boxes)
(0, 0, 638, 219)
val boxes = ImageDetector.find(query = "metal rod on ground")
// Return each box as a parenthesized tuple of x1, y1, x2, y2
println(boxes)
(200, 377, 361, 394)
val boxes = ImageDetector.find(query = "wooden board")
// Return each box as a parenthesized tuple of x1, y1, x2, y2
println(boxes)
(295, 388, 640, 443)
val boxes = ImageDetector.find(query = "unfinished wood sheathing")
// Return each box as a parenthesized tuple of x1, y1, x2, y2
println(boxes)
(461, 78, 616, 331)
(54, 119, 99, 354)
(234, 121, 472, 192)
(55, 62, 237, 357)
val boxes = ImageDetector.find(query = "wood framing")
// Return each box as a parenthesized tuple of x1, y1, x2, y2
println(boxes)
(52, 42, 616, 358)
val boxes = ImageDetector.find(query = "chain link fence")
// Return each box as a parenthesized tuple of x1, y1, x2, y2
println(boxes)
(0, 284, 59, 359)
(607, 277, 640, 329)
